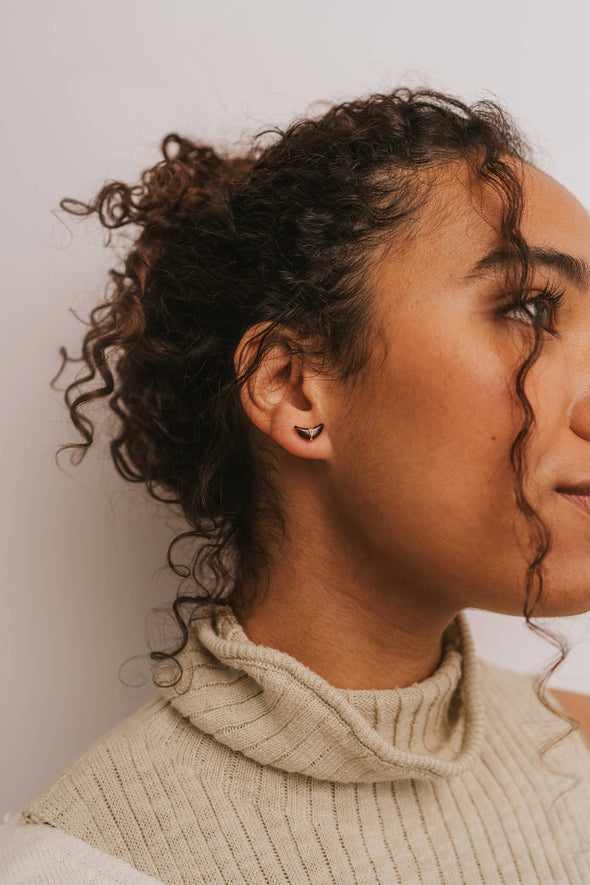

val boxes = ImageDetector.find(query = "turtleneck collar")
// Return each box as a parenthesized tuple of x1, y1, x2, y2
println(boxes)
(157, 603, 486, 783)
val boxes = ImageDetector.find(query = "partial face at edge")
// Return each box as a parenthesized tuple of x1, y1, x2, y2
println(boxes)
(326, 161, 590, 619)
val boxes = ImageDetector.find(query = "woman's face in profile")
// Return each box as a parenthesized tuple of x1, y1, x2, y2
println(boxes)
(324, 162, 590, 620)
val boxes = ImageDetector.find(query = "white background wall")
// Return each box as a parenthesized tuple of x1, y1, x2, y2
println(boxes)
(3, 0, 590, 815)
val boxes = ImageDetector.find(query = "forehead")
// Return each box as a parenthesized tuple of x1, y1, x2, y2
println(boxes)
(374, 161, 590, 296)
(521, 164, 590, 248)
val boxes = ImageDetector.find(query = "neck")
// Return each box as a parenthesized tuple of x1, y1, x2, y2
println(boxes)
(234, 498, 459, 691)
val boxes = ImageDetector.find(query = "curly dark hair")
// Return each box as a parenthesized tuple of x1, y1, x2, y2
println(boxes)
(54, 87, 580, 775)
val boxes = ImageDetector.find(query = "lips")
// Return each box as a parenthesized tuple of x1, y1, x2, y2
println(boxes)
(557, 487, 590, 518)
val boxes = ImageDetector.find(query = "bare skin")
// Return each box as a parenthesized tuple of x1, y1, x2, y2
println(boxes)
(232, 161, 590, 700)
(548, 689, 590, 748)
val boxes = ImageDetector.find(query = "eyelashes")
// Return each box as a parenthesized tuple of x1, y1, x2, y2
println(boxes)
(501, 282, 567, 335)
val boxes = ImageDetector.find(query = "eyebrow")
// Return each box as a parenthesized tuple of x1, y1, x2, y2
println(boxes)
(467, 246, 590, 290)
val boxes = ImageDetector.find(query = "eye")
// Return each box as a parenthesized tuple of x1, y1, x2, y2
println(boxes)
(507, 299, 551, 329)
(502, 285, 566, 334)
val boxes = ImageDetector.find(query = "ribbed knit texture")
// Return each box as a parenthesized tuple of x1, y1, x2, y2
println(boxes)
(14, 603, 590, 883)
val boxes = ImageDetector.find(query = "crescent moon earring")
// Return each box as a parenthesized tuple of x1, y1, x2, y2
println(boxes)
(293, 423, 324, 441)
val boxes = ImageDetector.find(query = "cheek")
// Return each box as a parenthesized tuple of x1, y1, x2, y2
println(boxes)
(330, 326, 527, 596)
(369, 328, 518, 500)
(514, 356, 590, 615)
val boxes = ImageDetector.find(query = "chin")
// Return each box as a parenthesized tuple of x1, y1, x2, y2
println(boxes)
(525, 583, 590, 619)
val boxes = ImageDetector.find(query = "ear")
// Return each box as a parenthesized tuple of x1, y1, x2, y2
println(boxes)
(233, 323, 334, 460)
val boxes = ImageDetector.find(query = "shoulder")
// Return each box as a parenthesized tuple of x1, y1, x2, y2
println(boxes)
(547, 687, 590, 747)
(0, 814, 165, 884)
(16, 694, 190, 865)
(16, 693, 223, 871)
(547, 685, 590, 714)
(477, 657, 590, 749)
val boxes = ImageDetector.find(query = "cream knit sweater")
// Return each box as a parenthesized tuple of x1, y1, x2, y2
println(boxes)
(2, 603, 590, 884)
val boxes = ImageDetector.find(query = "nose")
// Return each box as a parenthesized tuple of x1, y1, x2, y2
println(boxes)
(569, 390, 590, 441)
(568, 348, 590, 442)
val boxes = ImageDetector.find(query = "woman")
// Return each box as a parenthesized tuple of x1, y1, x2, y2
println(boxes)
(1, 87, 589, 883)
